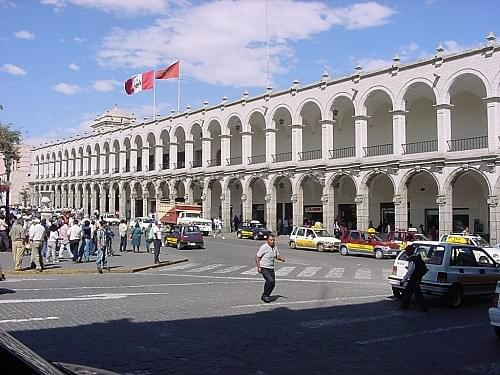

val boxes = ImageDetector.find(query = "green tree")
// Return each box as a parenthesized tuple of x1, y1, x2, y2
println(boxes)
(0, 122, 21, 162)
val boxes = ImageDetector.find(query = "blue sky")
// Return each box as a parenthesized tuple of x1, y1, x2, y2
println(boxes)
(0, 0, 499, 146)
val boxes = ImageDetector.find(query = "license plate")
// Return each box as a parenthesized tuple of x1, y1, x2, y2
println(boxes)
(189, 242, 196, 246)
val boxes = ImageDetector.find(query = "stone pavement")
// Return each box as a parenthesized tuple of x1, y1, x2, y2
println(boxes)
(0, 248, 187, 275)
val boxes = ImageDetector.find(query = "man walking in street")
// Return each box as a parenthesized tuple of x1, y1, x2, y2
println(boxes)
(9, 218, 26, 271)
(31, 218, 46, 272)
(69, 219, 82, 263)
(152, 220, 162, 264)
(255, 233, 285, 303)
(118, 219, 128, 252)
(95, 221, 109, 274)
(400, 244, 429, 312)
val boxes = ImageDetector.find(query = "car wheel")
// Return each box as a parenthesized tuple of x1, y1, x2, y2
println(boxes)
(317, 243, 324, 252)
(375, 249, 384, 259)
(237, 232, 242, 239)
(177, 242, 182, 250)
(253, 234, 259, 240)
(392, 287, 402, 299)
(494, 326, 500, 338)
(340, 246, 349, 256)
(289, 241, 296, 249)
(447, 284, 463, 308)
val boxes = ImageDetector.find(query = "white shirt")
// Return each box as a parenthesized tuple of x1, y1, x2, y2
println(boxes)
(48, 230, 59, 242)
(68, 224, 82, 241)
(32, 224, 46, 241)
(152, 224, 161, 240)
(119, 223, 128, 237)
(257, 243, 279, 269)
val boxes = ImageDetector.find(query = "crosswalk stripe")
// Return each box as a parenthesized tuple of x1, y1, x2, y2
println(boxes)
(213, 265, 247, 274)
(297, 267, 321, 277)
(163, 263, 200, 271)
(188, 264, 225, 273)
(275, 266, 296, 276)
(354, 269, 372, 280)
(325, 268, 345, 278)
(241, 267, 259, 275)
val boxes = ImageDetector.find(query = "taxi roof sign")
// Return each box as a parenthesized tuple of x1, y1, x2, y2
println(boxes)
(446, 235, 469, 244)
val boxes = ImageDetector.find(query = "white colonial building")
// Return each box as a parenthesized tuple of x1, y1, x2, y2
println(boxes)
(30, 35, 500, 242)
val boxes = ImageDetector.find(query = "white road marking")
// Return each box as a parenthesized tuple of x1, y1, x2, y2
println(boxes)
(0, 292, 169, 304)
(241, 267, 259, 275)
(300, 311, 402, 329)
(2, 278, 57, 282)
(0, 316, 59, 324)
(297, 266, 321, 277)
(356, 323, 486, 345)
(354, 269, 372, 280)
(232, 294, 389, 309)
(325, 268, 345, 278)
(213, 265, 247, 274)
(275, 267, 296, 276)
(187, 264, 225, 273)
(162, 262, 200, 271)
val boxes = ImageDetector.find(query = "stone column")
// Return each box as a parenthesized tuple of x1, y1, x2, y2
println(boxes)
(100, 153, 106, 173)
(391, 110, 407, 157)
(119, 150, 126, 173)
(221, 193, 231, 233)
(291, 124, 304, 162)
(155, 189, 162, 219)
(355, 194, 368, 231)
(143, 192, 149, 217)
(169, 142, 178, 168)
(220, 135, 231, 166)
(320, 120, 335, 160)
(437, 194, 452, 238)
(353, 115, 368, 158)
(322, 184, 335, 231)
(130, 191, 137, 219)
(202, 192, 211, 220)
(265, 126, 277, 164)
(110, 189, 116, 214)
(435, 104, 453, 153)
(241, 131, 252, 165)
(82, 190, 89, 215)
(202, 137, 212, 167)
(68, 189, 74, 209)
(265, 193, 276, 232)
(130, 148, 138, 172)
(485, 97, 499, 151)
(241, 193, 251, 222)
(109, 152, 115, 174)
(119, 189, 127, 220)
(291, 193, 303, 227)
(100, 189, 107, 215)
(62, 189, 68, 208)
(155, 145, 163, 171)
(488, 195, 499, 245)
(184, 140, 194, 168)
(393, 193, 407, 230)
(142, 147, 149, 172)
(90, 188, 98, 214)
(91, 154, 98, 174)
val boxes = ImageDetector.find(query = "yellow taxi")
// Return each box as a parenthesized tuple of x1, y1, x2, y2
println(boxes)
(289, 225, 341, 252)
(440, 233, 500, 262)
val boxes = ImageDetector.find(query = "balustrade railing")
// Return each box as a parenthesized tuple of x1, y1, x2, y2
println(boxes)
(248, 155, 266, 164)
(447, 136, 488, 151)
(329, 147, 355, 159)
(298, 149, 321, 161)
(271, 152, 292, 163)
(226, 156, 242, 166)
(174, 161, 186, 169)
(402, 140, 438, 154)
(363, 143, 393, 157)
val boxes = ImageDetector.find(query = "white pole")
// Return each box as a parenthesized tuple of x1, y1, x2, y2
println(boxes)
(266, 0, 270, 88)
(177, 59, 181, 112)
(153, 67, 156, 121)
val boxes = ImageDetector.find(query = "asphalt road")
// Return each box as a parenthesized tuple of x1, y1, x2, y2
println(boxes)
(0, 235, 498, 375)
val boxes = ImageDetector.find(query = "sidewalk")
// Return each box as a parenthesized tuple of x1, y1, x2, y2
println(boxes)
(0, 248, 188, 276)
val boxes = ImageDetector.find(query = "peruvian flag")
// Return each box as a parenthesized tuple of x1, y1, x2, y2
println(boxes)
(124, 70, 154, 95)
(155, 61, 179, 80)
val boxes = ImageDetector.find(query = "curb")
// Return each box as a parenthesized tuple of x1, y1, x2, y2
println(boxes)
(3, 258, 189, 276)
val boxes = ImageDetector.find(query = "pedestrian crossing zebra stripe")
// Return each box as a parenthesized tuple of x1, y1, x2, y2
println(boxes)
(241, 267, 259, 275)
(274, 266, 296, 276)
(297, 267, 322, 277)
(187, 264, 225, 273)
(354, 269, 372, 280)
(163, 262, 201, 271)
(213, 265, 247, 274)
(324, 268, 345, 278)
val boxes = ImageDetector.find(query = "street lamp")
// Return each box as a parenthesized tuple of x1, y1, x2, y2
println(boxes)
(4, 154, 12, 230)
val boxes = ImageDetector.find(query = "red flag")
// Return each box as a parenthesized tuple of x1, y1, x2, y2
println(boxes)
(124, 70, 154, 95)
(155, 61, 179, 80)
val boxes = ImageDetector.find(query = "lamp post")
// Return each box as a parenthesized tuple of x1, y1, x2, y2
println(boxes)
(4, 154, 12, 231)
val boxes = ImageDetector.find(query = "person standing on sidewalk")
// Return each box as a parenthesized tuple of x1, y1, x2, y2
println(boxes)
(255, 233, 285, 303)
(95, 221, 109, 274)
(31, 218, 46, 272)
(130, 222, 143, 253)
(46, 223, 60, 264)
(69, 219, 82, 263)
(152, 221, 162, 264)
(9, 218, 26, 271)
(145, 222, 154, 253)
(118, 219, 128, 252)
(58, 220, 72, 259)
(0, 214, 9, 252)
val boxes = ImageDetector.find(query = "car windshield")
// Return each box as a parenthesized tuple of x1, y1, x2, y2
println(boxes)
(314, 230, 331, 237)
(184, 226, 200, 233)
(471, 236, 491, 248)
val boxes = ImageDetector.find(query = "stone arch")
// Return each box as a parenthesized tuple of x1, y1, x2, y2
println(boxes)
(271, 106, 293, 162)
(248, 111, 266, 164)
(173, 126, 186, 168)
(245, 176, 267, 224)
(329, 95, 356, 158)
(226, 115, 243, 165)
(190, 122, 203, 167)
(396, 77, 439, 110)
(159, 129, 170, 170)
(299, 100, 323, 161)
(295, 97, 325, 123)
(207, 119, 222, 167)
(206, 178, 223, 219)
(442, 69, 492, 103)
(295, 173, 324, 226)
(146, 132, 156, 172)
(357, 85, 395, 115)
(270, 174, 293, 233)
(361, 88, 394, 156)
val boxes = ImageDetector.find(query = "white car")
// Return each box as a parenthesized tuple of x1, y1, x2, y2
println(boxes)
(102, 213, 121, 226)
(490, 281, 500, 338)
(440, 234, 500, 262)
(129, 217, 155, 231)
(289, 226, 341, 252)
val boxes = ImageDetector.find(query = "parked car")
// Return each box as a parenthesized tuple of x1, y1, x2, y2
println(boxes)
(389, 241, 500, 306)
(165, 225, 204, 250)
(237, 220, 272, 240)
(129, 217, 155, 231)
(340, 229, 400, 259)
(102, 213, 120, 226)
(386, 228, 429, 249)
(440, 233, 500, 262)
(289, 226, 341, 252)
(490, 281, 500, 338)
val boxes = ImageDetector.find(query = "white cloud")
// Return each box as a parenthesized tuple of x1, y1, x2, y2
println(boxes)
(92, 79, 120, 92)
(358, 57, 392, 71)
(0, 63, 26, 76)
(96, 0, 396, 87)
(41, 0, 175, 15)
(69, 62, 80, 70)
(53, 82, 81, 95)
(441, 40, 477, 54)
(73, 36, 86, 43)
(14, 30, 35, 40)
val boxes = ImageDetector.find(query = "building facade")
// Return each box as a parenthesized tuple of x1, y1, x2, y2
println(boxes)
(30, 36, 500, 242)
(0, 143, 31, 207)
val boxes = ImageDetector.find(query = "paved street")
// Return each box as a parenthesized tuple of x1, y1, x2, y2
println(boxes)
(0, 235, 498, 375)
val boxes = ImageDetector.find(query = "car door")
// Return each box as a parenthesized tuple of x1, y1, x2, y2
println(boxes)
(449, 246, 483, 295)
(358, 232, 373, 254)
(304, 229, 316, 249)
(347, 231, 360, 253)
(470, 247, 500, 294)
(295, 228, 306, 248)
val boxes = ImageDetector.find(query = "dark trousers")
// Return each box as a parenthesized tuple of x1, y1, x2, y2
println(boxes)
(153, 239, 161, 263)
(261, 267, 276, 298)
(402, 277, 427, 310)
(70, 240, 80, 261)
(119, 236, 127, 252)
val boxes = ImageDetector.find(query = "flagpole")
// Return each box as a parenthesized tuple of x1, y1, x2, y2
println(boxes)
(153, 67, 156, 121)
(177, 59, 181, 112)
